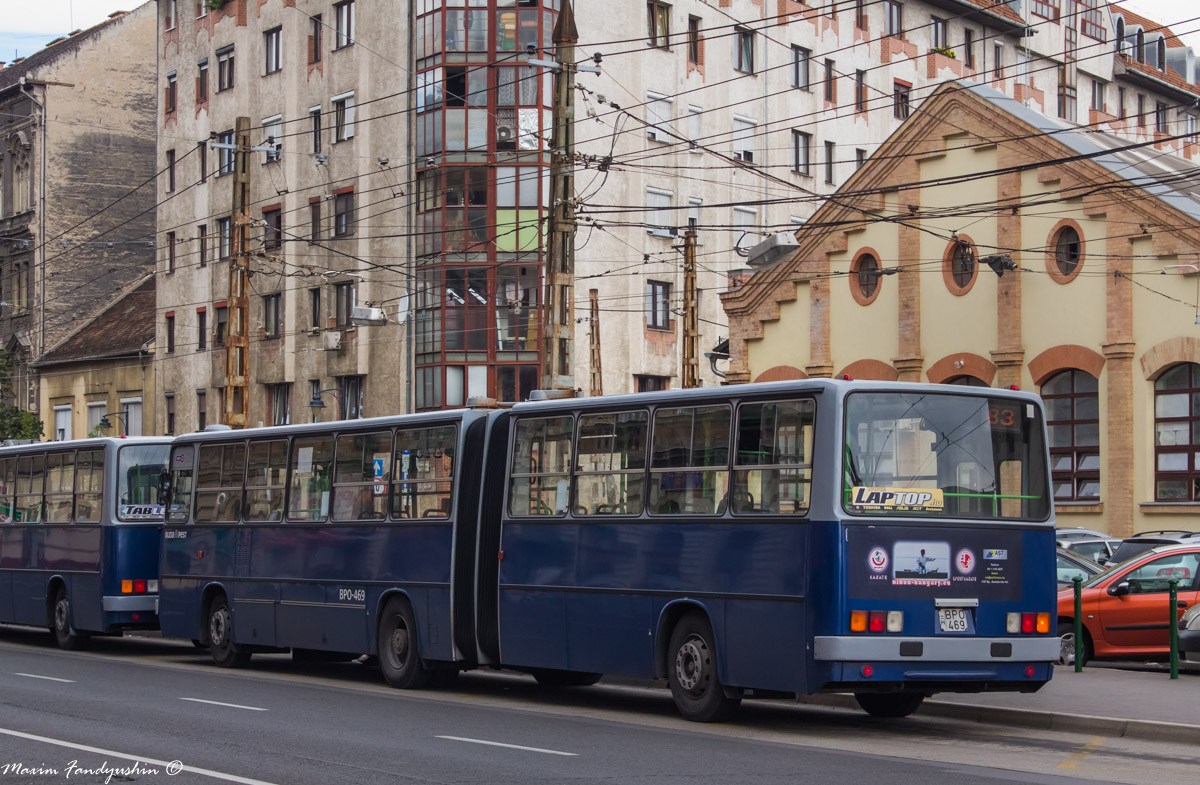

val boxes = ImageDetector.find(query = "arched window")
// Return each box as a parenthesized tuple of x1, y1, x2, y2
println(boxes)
(1158, 37, 1167, 71)
(1115, 18, 1126, 53)
(1136, 29, 1145, 62)
(1154, 363, 1200, 500)
(944, 375, 987, 387)
(943, 239, 977, 294)
(1042, 370, 1099, 501)
(850, 251, 883, 305)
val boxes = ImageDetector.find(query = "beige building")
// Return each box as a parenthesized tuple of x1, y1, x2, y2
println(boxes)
(722, 80, 1200, 536)
(36, 277, 157, 438)
(0, 4, 158, 429)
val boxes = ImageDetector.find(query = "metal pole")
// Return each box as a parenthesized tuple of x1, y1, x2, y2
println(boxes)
(1170, 578, 1180, 679)
(681, 230, 699, 389)
(539, 0, 578, 392)
(1072, 576, 1083, 672)
(588, 288, 602, 397)
(225, 116, 251, 428)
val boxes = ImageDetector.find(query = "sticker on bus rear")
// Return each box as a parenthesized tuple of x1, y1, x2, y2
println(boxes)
(849, 486, 944, 512)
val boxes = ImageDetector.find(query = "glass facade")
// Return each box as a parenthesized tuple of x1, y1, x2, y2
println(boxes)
(413, 0, 558, 409)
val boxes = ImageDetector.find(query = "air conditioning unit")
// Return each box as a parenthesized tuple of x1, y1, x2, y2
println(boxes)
(648, 226, 678, 239)
(350, 305, 387, 326)
(496, 124, 515, 143)
(323, 330, 343, 351)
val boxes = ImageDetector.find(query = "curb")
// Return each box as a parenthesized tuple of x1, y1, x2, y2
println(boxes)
(798, 694, 1200, 745)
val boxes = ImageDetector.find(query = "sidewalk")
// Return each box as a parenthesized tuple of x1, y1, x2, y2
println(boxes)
(801, 662, 1200, 743)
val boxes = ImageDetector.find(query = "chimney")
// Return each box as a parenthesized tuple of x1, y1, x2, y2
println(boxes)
(726, 268, 754, 292)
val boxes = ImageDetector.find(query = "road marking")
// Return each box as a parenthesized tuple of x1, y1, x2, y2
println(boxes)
(0, 726, 281, 785)
(13, 673, 75, 683)
(436, 735, 577, 756)
(1057, 735, 1105, 769)
(180, 697, 268, 711)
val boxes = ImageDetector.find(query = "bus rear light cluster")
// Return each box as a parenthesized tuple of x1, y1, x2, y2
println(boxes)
(850, 610, 903, 633)
(121, 579, 158, 594)
(1006, 612, 1050, 634)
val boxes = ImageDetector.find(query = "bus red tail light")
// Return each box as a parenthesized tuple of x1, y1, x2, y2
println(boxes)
(868, 611, 886, 632)
(1025, 666, 1035, 677)
(1020, 613, 1035, 634)
(133, 579, 147, 594)
(861, 665, 873, 678)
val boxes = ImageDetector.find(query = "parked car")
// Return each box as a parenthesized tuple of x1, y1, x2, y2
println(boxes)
(1107, 532, 1200, 565)
(1055, 527, 1110, 541)
(1057, 536, 1121, 566)
(1181, 604, 1200, 665)
(1056, 543, 1200, 665)
(1056, 547, 1103, 589)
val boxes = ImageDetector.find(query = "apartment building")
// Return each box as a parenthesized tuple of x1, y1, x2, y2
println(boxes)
(155, 0, 1200, 427)
(0, 5, 157, 435)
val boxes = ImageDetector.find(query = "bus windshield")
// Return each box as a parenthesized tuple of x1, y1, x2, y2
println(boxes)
(117, 444, 171, 522)
(843, 391, 1050, 521)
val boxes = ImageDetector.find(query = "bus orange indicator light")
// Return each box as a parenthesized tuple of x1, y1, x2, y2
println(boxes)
(850, 611, 867, 632)
(121, 580, 133, 594)
(1036, 613, 1051, 634)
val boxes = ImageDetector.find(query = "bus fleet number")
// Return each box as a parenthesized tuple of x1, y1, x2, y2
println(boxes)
(337, 588, 366, 603)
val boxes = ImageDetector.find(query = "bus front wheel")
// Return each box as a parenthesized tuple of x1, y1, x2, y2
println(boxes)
(377, 597, 430, 689)
(51, 586, 89, 651)
(854, 692, 926, 718)
(207, 596, 251, 668)
(667, 613, 741, 722)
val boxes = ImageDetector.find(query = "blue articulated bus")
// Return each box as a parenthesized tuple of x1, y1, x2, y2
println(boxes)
(0, 437, 171, 649)
(159, 379, 1058, 722)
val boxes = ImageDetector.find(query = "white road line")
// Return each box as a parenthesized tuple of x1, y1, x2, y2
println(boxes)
(436, 735, 577, 756)
(0, 726, 281, 785)
(13, 673, 75, 683)
(180, 697, 269, 711)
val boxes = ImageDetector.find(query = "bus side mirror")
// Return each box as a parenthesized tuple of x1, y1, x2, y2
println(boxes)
(158, 470, 172, 501)
(1108, 581, 1131, 597)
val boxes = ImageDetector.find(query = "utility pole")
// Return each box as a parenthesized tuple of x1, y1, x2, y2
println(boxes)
(225, 116, 251, 427)
(681, 229, 699, 389)
(588, 288, 602, 397)
(539, 0, 578, 392)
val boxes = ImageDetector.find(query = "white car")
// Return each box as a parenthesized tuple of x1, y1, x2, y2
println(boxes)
(1181, 604, 1200, 664)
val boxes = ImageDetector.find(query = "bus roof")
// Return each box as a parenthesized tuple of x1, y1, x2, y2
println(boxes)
(0, 436, 172, 457)
(168, 408, 487, 445)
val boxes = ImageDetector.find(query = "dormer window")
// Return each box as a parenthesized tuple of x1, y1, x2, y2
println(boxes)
(1158, 37, 1166, 71)
(1136, 29, 1145, 63)
(1115, 18, 1125, 53)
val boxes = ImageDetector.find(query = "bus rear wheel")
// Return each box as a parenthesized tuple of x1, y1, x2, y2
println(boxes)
(854, 692, 926, 718)
(377, 597, 430, 689)
(667, 613, 741, 723)
(207, 596, 251, 668)
(51, 586, 90, 651)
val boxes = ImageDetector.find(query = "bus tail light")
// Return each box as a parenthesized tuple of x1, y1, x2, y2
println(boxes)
(1008, 612, 1048, 633)
(148, 580, 159, 593)
(861, 665, 873, 678)
(1036, 613, 1051, 634)
(868, 611, 886, 632)
(121, 580, 132, 594)
(850, 611, 868, 632)
(1021, 613, 1035, 633)
(1026, 666, 1036, 677)
(886, 611, 904, 633)
(133, 580, 147, 594)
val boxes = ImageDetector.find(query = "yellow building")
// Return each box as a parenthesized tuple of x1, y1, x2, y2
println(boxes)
(35, 278, 157, 439)
(722, 82, 1200, 537)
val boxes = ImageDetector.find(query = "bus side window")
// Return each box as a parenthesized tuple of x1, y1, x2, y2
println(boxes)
(16, 454, 44, 524)
(392, 426, 456, 519)
(45, 452, 75, 523)
(332, 431, 392, 522)
(0, 458, 13, 523)
(573, 411, 647, 516)
(245, 440, 288, 522)
(649, 405, 731, 516)
(734, 400, 815, 515)
(196, 443, 246, 523)
(75, 450, 104, 523)
(288, 436, 334, 522)
(508, 417, 573, 516)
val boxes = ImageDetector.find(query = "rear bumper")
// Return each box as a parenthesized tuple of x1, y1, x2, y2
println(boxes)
(1180, 629, 1200, 655)
(814, 635, 1059, 662)
(102, 595, 158, 612)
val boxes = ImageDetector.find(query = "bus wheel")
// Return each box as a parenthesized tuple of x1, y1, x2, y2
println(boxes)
(854, 692, 925, 718)
(667, 613, 741, 722)
(529, 669, 602, 688)
(207, 596, 251, 668)
(377, 597, 430, 689)
(51, 586, 90, 651)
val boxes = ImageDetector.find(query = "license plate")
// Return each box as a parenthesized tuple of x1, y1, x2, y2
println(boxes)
(938, 608, 970, 633)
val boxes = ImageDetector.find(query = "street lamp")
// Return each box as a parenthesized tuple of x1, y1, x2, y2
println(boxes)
(97, 411, 128, 436)
(308, 388, 341, 422)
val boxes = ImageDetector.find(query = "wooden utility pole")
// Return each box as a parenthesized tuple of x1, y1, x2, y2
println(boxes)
(225, 116, 251, 427)
(681, 229, 699, 388)
(539, 0, 578, 392)
(588, 288, 602, 397)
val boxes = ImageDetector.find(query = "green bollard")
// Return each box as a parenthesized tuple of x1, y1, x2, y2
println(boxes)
(1170, 578, 1180, 680)
(1073, 576, 1083, 673)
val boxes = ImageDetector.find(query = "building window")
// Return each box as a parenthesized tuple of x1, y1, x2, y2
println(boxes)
(792, 46, 810, 90)
(963, 29, 975, 69)
(854, 70, 866, 112)
(197, 225, 207, 268)
(333, 92, 355, 141)
(931, 17, 947, 49)
(197, 390, 207, 430)
(198, 140, 207, 183)
(823, 59, 835, 102)
(198, 309, 207, 351)
(310, 106, 322, 153)
(165, 149, 176, 192)
(646, 93, 672, 142)
(1079, 0, 1105, 41)
(263, 293, 282, 338)
(197, 58, 209, 102)
(334, 1, 355, 49)
(310, 288, 321, 329)
(340, 375, 363, 419)
(1117, 86, 1126, 119)
(165, 0, 176, 30)
(263, 208, 282, 250)
(647, 1, 670, 48)
(1154, 363, 1200, 500)
(687, 105, 702, 151)
(943, 239, 976, 294)
(264, 27, 282, 74)
(732, 117, 756, 163)
(310, 201, 322, 241)
(687, 197, 702, 238)
(1031, 0, 1059, 21)
(851, 252, 882, 304)
(1188, 114, 1198, 141)
(263, 115, 283, 163)
(165, 72, 177, 114)
(1137, 94, 1145, 127)
(166, 231, 176, 273)
(271, 384, 291, 425)
(733, 206, 756, 252)
(646, 281, 671, 330)
(824, 141, 835, 184)
(885, 0, 902, 37)
(217, 45, 235, 92)
(893, 80, 911, 119)
(645, 188, 674, 237)
(1057, 66, 1077, 121)
(855, 148, 866, 169)
(165, 394, 175, 436)
(792, 130, 811, 175)
(215, 306, 228, 346)
(217, 129, 235, 175)
(734, 27, 754, 74)
(1049, 223, 1083, 282)
(687, 15, 701, 64)
(854, 0, 867, 29)
(1155, 102, 1168, 134)
(1042, 370, 1100, 502)
(166, 314, 176, 353)
(334, 190, 354, 236)
(335, 281, 355, 327)
(1090, 79, 1105, 113)
(635, 375, 670, 392)
(310, 14, 323, 64)
(218, 217, 232, 258)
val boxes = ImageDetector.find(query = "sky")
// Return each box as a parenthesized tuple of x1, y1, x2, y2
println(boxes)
(0, 0, 1198, 61)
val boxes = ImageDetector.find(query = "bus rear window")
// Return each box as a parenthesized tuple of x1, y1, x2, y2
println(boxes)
(843, 392, 1050, 521)
(117, 444, 171, 521)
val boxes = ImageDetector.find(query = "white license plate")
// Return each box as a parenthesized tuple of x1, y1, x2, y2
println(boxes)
(938, 608, 970, 632)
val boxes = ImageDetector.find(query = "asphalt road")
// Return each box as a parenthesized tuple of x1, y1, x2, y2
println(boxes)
(0, 627, 1193, 785)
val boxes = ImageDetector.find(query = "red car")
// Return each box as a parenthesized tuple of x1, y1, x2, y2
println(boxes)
(1057, 543, 1200, 664)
